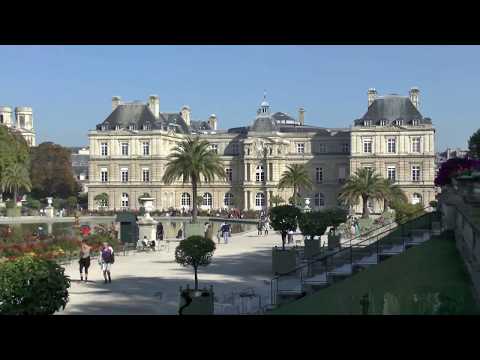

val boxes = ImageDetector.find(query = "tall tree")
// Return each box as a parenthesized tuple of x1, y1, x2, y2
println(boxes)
(338, 168, 384, 219)
(0, 126, 30, 191)
(30, 142, 80, 199)
(0, 163, 32, 206)
(278, 164, 313, 206)
(468, 128, 480, 159)
(270, 205, 301, 250)
(162, 137, 226, 223)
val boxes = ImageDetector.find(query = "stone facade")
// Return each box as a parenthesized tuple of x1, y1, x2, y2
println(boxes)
(87, 89, 436, 214)
(0, 105, 36, 146)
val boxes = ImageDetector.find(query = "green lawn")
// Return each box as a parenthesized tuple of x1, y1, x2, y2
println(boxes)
(271, 231, 479, 315)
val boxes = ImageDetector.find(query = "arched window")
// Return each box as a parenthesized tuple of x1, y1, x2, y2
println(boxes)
(255, 165, 264, 182)
(181, 193, 191, 206)
(314, 193, 325, 207)
(224, 193, 234, 206)
(203, 192, 212, 207)
(255, 193, 265, 207)
(412, 193, 422, 205)
(121, 193, 129, 208)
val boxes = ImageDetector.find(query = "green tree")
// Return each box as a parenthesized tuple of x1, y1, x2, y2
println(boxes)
(175, 236, 216, 290)
(269, 205, 301, 250)
(30, 142, 80, 199)
(66, 196, 78, 210)
(162, 137, 226, 223)
(338, 168, 384, 219)
(278, 164, 313, 206)
(94, 193, 109, 210)
(323, 207, 348, 234)
(269, 194, 285, 207)
(468, 128, 480, 159)
(0, 163, 32, 206)
(379, 178, 408, 213)
(0, 255, 70, 315)
(0, 125, 30, 187)
(298, 211, 328, 241)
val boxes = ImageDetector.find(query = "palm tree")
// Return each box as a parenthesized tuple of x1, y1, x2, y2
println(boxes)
(162, 137, 226, 223)
(338, 168, 384, 218)
(379, 178, 408, 213)
(278, 164, 313, 206)
(1, 163, 32, 207)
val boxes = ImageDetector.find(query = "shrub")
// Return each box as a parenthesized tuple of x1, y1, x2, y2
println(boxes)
(0, 255, 70, 315)
(175, 236, 216, 290)
(298, 211, 328, 241)
(391, 201, 424, 224)
(435, 158, 480, 187)
(270, 205, 301, 250)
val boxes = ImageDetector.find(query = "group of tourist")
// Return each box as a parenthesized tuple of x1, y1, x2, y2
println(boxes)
(257, 211, 271, 236)
(78, 240, 115, 284)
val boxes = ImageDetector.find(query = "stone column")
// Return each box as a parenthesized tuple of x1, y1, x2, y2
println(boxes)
(244, 190, 249, 211)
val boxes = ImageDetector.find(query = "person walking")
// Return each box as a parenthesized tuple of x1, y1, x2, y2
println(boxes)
(79, 240, 91, 282)
(98, 242, 114, 284)
(264, 219, 269, 236)
(257, 221, 263, 236)
(222, 223, 229, 244)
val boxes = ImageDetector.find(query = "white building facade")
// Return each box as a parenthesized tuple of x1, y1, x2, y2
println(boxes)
(0, 105, 36, 146)
(87, 89, 436, 214)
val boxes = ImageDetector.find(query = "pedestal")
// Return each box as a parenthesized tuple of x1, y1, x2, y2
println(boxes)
(45, 206, 54, 218)
(137, 215, 158, 247)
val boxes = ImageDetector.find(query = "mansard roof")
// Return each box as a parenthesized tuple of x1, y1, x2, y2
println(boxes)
(250, 116, 279, 132)
(96, 103, 190, 134)
(354, 95, 432, 126)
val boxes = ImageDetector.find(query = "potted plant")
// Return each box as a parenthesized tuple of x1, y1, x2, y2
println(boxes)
(175, 235, 216, 315)
(298, 211, 327, 260)
(269, 205, 301, 275)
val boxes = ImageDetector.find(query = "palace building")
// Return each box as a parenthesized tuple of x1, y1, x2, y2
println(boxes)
(0, 105, 36, 146)
(87, 88, 436, 214)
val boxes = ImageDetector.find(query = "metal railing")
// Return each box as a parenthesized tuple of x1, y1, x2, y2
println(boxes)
(269, 206, 441, 307)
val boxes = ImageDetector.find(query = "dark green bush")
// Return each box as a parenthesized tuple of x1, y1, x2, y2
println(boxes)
(0, 255, 70, 315)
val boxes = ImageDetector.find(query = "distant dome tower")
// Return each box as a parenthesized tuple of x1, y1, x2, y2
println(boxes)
(14, 106, 35, 146)
(0, 106, 13, 127)
(257, 92, 271, 117)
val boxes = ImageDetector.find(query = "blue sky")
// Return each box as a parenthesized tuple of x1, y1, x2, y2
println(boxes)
(0, 45, 478, 150)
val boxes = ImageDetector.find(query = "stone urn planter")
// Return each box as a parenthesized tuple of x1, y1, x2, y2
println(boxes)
(272, 247, 297, 275)
(304, 237, 321, 260)
(178, 285, 214, 315)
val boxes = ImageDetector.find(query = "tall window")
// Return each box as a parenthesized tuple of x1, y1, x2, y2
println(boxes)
(269, 163, 273, 181)
(256, 165, 264, 182)
(181, 193, 191, 206)
(338, 166, 346, 182)
(202, 193, 212, 207)
(387, 138, 396, 153)
(224, 193, 234, 206)
(128, 124, 136, 130)
(210, 144, 218, 154)
(19, 115, 25, 128)
(314, 193, 325, 207)
(255, 193, 265, 207)
(316, 167, 323, 183)
(296, 143, 305, 154)
(121, 168, 129, 183)
(363, 139, 372, 153)
(142, 168, 150, 183)
(121, 142, 129, 156)
(387, 166, 396, 182)
(226, 168, 233, 182)
(342, 143, 350, 153)
(101, 142, 108, 156)
(231, 143, 239, 155)
(412, 165, 421, 182)
(121, 193, 129, 208)
(100, 168, 108, 183)
(411, 137, 421, 153)
(143, 142, 150, 156)
(0, 115, 3, 124)
(318, 143, 327, 153)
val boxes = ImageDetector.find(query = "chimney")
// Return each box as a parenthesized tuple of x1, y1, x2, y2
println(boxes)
(298, 107, 305, 126)
(409, 87, 420, 109)
(367, 88, 377, 107)
(208, 114, 217, 130)
(112, 96, 122, 111)
(148, 95, 160, 118)
(181, 105, 191, 126)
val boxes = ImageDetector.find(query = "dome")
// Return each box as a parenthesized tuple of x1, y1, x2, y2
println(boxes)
(261, 100, 269, 107)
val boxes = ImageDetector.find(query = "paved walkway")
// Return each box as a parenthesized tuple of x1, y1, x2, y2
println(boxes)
(57, 230, 301, 315)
